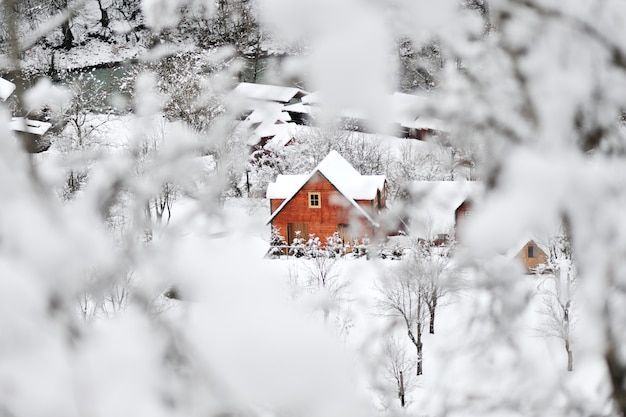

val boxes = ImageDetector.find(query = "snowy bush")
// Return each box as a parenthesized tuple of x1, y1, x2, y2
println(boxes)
(305, 234, 323, 258)
(268, 225, 287, 258)
(351, 237, 370, 259)
(289, 231, 306, 258)
(325, 232, 345, 258)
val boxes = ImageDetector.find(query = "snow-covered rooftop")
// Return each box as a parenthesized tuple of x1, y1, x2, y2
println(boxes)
(232, 82, 309, 103)
(406, 180, 482, 238)
(298, 90, 448, 132)
(10, 117, 52, 136)
(0, 78, 16, 101)
(283, 102, 314, 114)
(315, 150, 386, 200)
(504, 237, 550, 260)
(266, 175, 308, 199)
(390, 92, 427, 124)
(267, 151, 386, 225)
(402, 116, 448, 132)
(245, 102, 291, 124)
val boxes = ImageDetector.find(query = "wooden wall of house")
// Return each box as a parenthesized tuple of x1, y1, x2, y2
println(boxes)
(270, 199, 284, 213)
(517, 240, 548, 273)
(454, 200, 472, 227)
(270, 172, 375, 244)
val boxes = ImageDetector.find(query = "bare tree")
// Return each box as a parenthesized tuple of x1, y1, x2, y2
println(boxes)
(129, 120, 182, 241)
(381, 335, 416, 407)
(416, 239, 462, 334)
(378, 251, 428, 375)
(537, 225, 576, 371)
(53, 71, 114, 199)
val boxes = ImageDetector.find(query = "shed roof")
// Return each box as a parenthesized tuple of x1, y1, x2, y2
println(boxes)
(10, 117, 52, 136)
(298, 91, 448, 132)
(505, 238, 550, 260)
(233, 82, 309, 103)
(406, 180, 482, 238)
(0, 78, 15, 101)
(267, 151, 386, 225)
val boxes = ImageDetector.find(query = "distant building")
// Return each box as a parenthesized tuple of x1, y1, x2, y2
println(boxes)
(505, 239, 549, 274)
(402, 180, 482, 244)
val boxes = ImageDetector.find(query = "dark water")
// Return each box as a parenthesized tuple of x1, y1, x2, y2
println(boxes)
(2, 61, 134, 113)
(2, 55, 293, 113)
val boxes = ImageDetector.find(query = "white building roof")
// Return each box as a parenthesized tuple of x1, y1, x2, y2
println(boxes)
(266, 175, 308, 199)
(0, 78, 16, 101)
(232, 82, 309, 103)
(267, 150, 386, 225)
(406, 180, 482, 238)
(504, 237, 551, 260)
(245, 102, 291, 125)
(390, 92, 428, 125)
(10, 117, 52, 136)
(283, 102, 315, 114)
(298, 90, 448, 132)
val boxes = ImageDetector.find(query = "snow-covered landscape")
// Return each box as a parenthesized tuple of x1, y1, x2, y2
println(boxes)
(1, 1, 626, 417)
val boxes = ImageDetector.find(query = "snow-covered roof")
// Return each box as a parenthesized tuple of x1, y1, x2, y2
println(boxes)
(401, 116, 448, 132)
(232, 82, 309, 103)
(0, 78, 16, 101)
(406, 181, 482, 238)
(10, 117, 52, 136)
(245, 102, 291, 125)
(261, 123, 295, 147)
(267, 151, 386, 226)
(297, 90, 448, 132)
(266, 175, 308, 199)
(389, 92, 449, 132)
(504, 237, 550, 260)
(283, 102, 315, 114)
(301, 91, 321, 105)
(390, 92, 427, 125)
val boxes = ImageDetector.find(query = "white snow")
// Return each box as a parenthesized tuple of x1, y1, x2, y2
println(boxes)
(405, 180, 482, 238)
(266, 175, 308, 199)
(0, 77, 15, 101)
(10, 118, 52, 136)
(232, 82, 309, 103)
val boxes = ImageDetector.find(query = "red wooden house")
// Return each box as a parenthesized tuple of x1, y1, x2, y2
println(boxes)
(267, 151, 387, 245)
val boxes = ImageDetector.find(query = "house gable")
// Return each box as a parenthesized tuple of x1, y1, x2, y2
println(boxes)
(267, 151, 388, 244)
(515, 239, 548, 273)
(270, 172, 376, 242)
(267, 151, 382, 226)
(271, 171, 376, 225)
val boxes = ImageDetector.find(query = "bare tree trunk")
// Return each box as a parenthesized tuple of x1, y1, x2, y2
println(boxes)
(429, 297, 437, 334)
(61, 20, 74, 49)
(96, 0, 109, 28)
(566, 339, 573, 372)
(564, 306, 573, 371)
(399, 371, 406, 407)
(416, 322, 423, 375)
(606, 342, 626, 416)
(56, 0, 74, 49)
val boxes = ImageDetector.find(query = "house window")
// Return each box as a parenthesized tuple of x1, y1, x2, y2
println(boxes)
(527, 245, 535, 258)
(308, 192, 321, 208)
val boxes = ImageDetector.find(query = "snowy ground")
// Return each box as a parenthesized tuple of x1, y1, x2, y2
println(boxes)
(247, 256, 599, 413)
